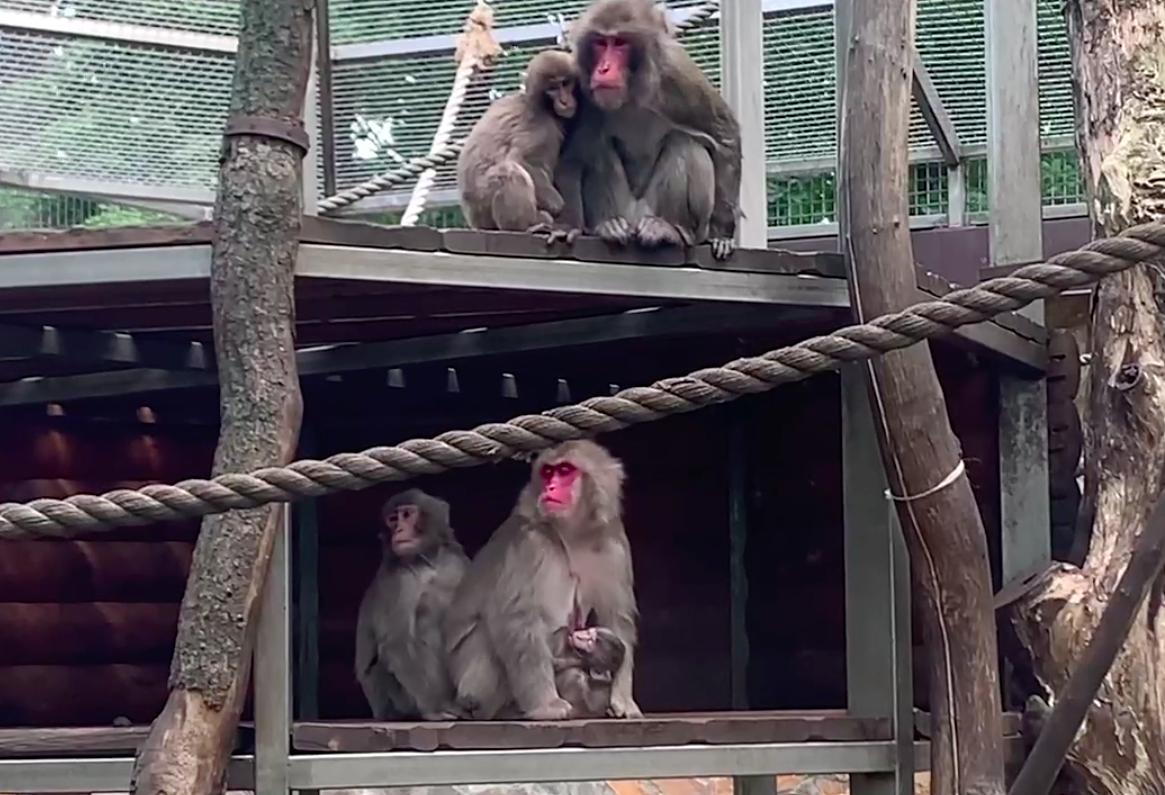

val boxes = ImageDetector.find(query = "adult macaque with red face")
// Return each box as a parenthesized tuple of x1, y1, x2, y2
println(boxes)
(554, 0, 742, 259)
(444, 439, 641, 720)
(354, 488, 469, 720)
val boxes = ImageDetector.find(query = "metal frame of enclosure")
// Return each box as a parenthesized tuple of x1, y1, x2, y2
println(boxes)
(0, 1, 1054, 794)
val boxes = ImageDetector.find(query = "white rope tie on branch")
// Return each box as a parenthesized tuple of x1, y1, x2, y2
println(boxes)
(401, 0, 501, 225)
(885, 459, 967, 503)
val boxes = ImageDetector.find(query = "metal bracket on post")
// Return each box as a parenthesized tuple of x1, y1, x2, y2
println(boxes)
(256, 507, 292, 795)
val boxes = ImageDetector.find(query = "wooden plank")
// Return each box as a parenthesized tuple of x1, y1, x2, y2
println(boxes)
(298, 216, 441, 251)
(292, 711, 893, 753)
(0, 222, 213, 254)
(911, 56, 962, 166)
(0, 724, 253, 757)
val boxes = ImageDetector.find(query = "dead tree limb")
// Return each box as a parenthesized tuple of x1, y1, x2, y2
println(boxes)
(1010, 486, 1165, 795)
(836, 1, 1006, 792)
(129, 0, 310, 791)
(1007, 2, 1165, 793)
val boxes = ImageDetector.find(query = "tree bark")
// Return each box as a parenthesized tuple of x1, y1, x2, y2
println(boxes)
(837, 1, 1006, 793)
(130, 0, 310, 791)
(1007, 2, 1165, 794)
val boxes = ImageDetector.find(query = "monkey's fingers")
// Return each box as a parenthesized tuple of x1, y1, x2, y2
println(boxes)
(709, 237, 735, 260)
(596, 217, 634, 247)
(635, 216, 686, 249)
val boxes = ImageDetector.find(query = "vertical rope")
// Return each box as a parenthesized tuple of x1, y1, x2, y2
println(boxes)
(400, 0, 501, 226)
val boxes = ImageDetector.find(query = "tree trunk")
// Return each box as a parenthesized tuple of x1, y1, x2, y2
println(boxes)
(130, 0, 311, 791)
(1008, 2, 1165, 793)
(837, 2, 1006, 793)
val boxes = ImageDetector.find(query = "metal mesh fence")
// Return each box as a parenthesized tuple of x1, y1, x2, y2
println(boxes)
(0, 0, 1086, 231)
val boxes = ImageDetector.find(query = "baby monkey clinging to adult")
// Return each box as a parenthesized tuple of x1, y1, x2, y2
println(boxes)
(457, 49, 578, 238)
(550, 609, 628, 718)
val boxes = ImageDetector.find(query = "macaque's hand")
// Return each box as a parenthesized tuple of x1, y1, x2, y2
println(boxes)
(526, 696, 574, 720)
(608, 693, 642, 719)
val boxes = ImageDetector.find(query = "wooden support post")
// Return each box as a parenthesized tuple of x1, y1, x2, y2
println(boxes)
(129, 0, 309, 790)
(719, 0, 768, 248)
(256, 507, 292, 795)
(841, 367, 915, 795)
(294, 425, 321, 724)
(728, 404, 750, 710)
(986, 0, 1051, 590)
(836, 0, 1006, 793)
(727, 403, 775, 795)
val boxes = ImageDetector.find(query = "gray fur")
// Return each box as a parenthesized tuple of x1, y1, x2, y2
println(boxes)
(556, 0, 742, 259)
(457, 49, 578, 232)
(354, 488, 469, 720)
(443, 439, 642, 720)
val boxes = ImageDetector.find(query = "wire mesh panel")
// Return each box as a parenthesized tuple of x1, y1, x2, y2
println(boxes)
(1, 0, 239, 36)
(0, 0, 1085, 228)
(0, 26, 232, 190)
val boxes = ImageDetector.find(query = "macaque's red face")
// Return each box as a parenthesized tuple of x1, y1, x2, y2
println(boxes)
(589, 35, 631, 110)
(540, 459, 582, 515)
(383, 503, 422, 557)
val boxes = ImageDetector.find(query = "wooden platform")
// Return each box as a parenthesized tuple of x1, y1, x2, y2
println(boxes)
(0, 723, 253, 757)
(291, 709, 1023, 753)
(0, 217, 1047, 379)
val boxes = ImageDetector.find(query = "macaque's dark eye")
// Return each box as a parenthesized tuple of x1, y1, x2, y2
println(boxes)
(555, 462, 577, 477)
(540, 464, 555, 480)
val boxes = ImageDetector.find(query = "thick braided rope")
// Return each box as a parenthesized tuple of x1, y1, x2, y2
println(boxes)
(2, 222, 1161, 540)
(316, 142, 466, 214)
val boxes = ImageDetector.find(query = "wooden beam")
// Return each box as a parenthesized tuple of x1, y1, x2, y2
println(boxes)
(719, 0, 769, 248)
(0, 305, 795, 405)
(911, 56, 962, 166)
(0, 322, 213, 370)
(986, 0, 1050, 589)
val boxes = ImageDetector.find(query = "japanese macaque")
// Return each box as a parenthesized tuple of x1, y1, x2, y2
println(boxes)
(354, 488, 469, 720)
(444, 439, 641, 720)
(555, 0, 742, 259)
(457, 49, 579, 237)
(550, 610, 627, 718)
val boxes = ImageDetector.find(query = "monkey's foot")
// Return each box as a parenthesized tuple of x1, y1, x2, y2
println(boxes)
(525, 697, 574, 721)
(422, 708, 463, 721)
(608, 694, 643, 719)
(634, 215, 686, 249)
(709, 236, 735, 260)
(595, 217, 634, 247)
(528, 222, 581, 246)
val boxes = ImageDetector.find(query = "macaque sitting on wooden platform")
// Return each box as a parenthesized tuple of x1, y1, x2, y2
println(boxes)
(354, 488, 469, 720)
(444, 439, 641, 720)
(457, 49, 579, 239)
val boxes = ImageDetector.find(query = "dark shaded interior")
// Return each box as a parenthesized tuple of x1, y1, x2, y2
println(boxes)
(0, 324, 1002, 727)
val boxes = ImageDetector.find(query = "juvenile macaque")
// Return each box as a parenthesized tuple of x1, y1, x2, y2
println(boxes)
(444, 439, 641, 720)
(354, 488, 469, 720)
(457, 49, 579, 237)
(550, 610, 627, 718)
(556, 0, 742, 259)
